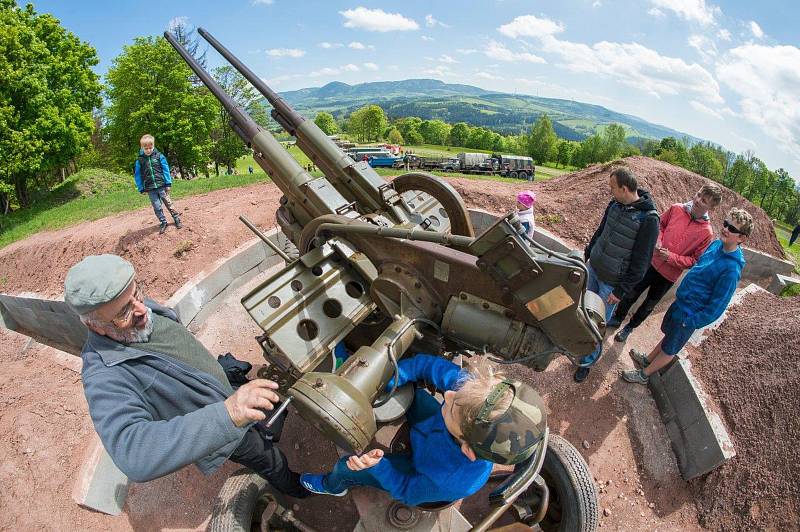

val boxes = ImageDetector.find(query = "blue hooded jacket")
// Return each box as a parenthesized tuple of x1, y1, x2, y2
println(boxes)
(675, 239, 745, 329)
(134, 148, 173, 193)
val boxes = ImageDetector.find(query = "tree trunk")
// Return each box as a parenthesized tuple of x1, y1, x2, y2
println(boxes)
(14, 175, 30, 208)
(215, 162, 219, 176)
(0, 192, 9, 215)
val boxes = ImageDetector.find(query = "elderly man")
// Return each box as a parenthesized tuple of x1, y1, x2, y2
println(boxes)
(66, 254, 308, 497)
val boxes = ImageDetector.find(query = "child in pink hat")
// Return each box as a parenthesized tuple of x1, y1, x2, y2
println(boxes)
(516, 191, 536, 238)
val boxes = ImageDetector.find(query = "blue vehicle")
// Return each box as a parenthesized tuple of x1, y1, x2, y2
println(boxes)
(366, 153, 401, 168)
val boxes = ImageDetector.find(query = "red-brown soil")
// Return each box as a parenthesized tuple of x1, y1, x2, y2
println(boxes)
(689, 289, 800, 531)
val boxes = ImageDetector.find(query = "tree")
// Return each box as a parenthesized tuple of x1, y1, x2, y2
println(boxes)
(387, 128, 404, 145)
(527, 114, 557, 165)
(210, 65, 268, 175)
(347, 105, 387, 142)
(449, 122, 471, 147)
(601, 124, 626, 161)
(419, 120, 451, 145)
(689, 143, 724, 183)
(0, 1, 102, 209)
(314, 112, 338, 135)
(105, 36, 217, 177)
(555, 140, 575, 168)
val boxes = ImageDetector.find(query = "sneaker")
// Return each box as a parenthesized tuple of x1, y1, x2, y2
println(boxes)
(300, 473, 347, 497)
(573, 366, 591, 383)
(614, 325, 633, 343)
(174, 217, 183, 229)
(606, 316, 622, 328)
(159, 221, 168, 234)
(629, 349, 650, 368)
(622, 369, 649, 385)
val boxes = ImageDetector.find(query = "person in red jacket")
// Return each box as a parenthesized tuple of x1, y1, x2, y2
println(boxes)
(609, 183, 722, 342)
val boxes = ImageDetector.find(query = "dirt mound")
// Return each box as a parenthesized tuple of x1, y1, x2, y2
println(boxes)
(689, 290, 800, 530)
(0, 182, 283, 300)
(447, 156, 783, 259)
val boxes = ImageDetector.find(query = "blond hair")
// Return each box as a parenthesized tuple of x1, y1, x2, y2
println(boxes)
(140, 134, 155, 146)
(454, 358, 513, 437)
(699, 183, 722, 206)
(729, 208, 754, 236)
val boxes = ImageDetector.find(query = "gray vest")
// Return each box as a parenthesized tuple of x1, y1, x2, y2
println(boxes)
(590, 202, 657, 285)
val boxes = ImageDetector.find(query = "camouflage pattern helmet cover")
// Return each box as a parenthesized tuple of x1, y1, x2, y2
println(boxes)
(462, 379, 547, 465)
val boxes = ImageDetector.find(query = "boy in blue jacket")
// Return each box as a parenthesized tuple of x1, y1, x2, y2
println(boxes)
(623, 208, 753, 384)
(134, 134, 182, 234)
(300, 354, 546, 506)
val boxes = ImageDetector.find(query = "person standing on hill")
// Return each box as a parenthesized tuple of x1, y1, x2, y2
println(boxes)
(574, 167, 660, 383)
(623, 208, 753, 385)
(134, 134, 182, 234)
(609, 183, 721, 343)
(790, 223, 800, 246)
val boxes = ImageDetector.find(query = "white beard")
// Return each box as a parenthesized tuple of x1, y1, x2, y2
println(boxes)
(106, 307, 155, 344)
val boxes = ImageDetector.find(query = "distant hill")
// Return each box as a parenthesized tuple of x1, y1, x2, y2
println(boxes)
(277, 78, 702, 144)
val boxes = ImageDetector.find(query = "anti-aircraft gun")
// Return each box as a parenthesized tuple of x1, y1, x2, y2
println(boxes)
(166, 29, 604, 532)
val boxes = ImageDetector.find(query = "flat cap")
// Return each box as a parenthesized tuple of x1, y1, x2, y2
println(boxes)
(64, 255, 135, 315)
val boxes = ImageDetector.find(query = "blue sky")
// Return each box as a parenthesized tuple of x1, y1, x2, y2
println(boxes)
(33, 0, 800, 178)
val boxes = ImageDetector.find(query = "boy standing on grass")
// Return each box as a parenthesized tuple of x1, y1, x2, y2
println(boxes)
(134, 134, 182, 234)
(300, 354, 545, 506)
(622, 208, 753, 385)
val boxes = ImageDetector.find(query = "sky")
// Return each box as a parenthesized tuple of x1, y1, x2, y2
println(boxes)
(32, 0, 800, 179)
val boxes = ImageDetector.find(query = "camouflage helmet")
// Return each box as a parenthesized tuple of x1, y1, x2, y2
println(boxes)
(462, 379, 547, 465)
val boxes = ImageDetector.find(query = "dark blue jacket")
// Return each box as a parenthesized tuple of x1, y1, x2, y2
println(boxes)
(675, 240, 745, 329)
(80, 301, 247, 482)
(373, 355, 493, 505)
(134, 148, 173, 192)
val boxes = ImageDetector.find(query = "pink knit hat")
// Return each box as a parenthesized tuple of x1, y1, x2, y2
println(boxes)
(516, 191, 536, 209)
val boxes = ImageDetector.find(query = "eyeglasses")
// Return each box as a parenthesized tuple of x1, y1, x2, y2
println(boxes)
(110, 283, 144, 326)
(723, 220, 743, 235)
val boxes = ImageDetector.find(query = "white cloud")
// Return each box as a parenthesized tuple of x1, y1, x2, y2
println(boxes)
(457, 48, 478, 55)
(716, 44, 800, 163)
(340, 7, 419, 32)
(485, 40, 546, 64)
(688, 34, 717, 62)
(266, 48, 305, 58)
(648, 7, 665, 17)
(423, 65, 456, 78)
(593, 1, 602, 7)
(167, 16, 190, 31)
(689, 100, 723, 119)
(363, 62, 379, 71)
(425, 14, 451, 28)
(717, 28, 732, 41)
(421, 35, 435, 42)
(319, 42, 344, 49)
(439, 54, 458, 64)
(498, 15, 565, 39)
(476, 72, 504, 80)
(648, 0, 720, 26)
(342, 63, 360, 72)
(348, 41, 374, 50)
(749, 21, 764, 39)
(252, 0, 274, 4)
(495, 15, 723, 104)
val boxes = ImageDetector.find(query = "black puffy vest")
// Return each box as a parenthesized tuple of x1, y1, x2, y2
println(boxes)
(590, 200, 658, 285)
(138, 149, 167, 191)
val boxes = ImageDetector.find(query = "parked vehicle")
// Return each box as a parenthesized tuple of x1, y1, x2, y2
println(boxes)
(366, 152, 401, 168)
(494, 154, 535, 181)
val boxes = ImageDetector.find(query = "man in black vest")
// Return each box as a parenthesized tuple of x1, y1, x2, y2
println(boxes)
(574, 167, 659, 383)
(134, 134, 182, 234)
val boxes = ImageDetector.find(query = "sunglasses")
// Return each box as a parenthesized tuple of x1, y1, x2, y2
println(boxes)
(111, 283, 144, 326)
(723, 220, 743, 235)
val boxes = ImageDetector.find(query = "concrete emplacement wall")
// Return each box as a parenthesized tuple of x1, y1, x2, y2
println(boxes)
(0, 211, 794, 517)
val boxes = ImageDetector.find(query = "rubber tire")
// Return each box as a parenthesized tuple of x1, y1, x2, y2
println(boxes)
(209, 468, 270, 532)
(538, 434, 599, 532)
(510, 171, 519, 179)
(518, 171, 528, 181)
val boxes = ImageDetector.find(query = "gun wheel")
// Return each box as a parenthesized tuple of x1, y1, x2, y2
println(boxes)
(209, 468, 280, 532)
(392, 172, 475, 237)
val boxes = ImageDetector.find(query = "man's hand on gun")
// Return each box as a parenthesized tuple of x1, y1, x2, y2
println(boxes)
(224, 379, 280, 427)
(347, 449, 384, 471)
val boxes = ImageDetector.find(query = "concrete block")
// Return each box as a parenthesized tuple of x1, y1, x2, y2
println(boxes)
(0, 301, 18, 330)
(767, 273, 800, 295)
(741, 246, 794, 280)
(227, 240, 268, 277)
(72, 434, 131, 515)
(649, 357, 735, 480)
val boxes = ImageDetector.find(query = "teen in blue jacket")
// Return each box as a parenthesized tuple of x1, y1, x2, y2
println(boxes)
(623, 208, 753, 384)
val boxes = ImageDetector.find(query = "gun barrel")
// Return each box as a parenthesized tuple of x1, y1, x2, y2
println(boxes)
(163, 31, 260, 142)
(197, 27, 304, 134)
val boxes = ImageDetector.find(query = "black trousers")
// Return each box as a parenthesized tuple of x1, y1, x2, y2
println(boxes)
(613, 265, 674, 329)
(228, 425, 308, 498)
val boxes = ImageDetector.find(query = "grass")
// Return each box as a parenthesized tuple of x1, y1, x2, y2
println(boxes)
(0, 168, 270, 249)
(775, 228, 800, 275)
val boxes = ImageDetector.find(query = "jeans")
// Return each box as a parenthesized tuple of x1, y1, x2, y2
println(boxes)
(613, 265, 674, 329)
(323, 388, 441, 494)
(147, 187, 180, 224)
(229, 426, 307, 498)
(579, 264, 617, 367)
